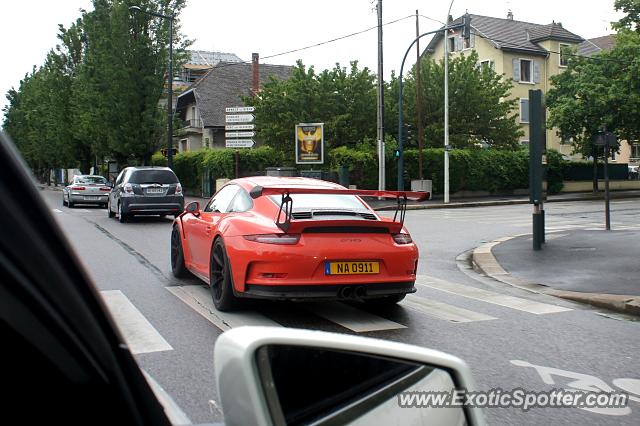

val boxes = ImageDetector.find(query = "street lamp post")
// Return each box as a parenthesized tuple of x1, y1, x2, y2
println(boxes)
(396, 22, 465, 191)
(129, 6, 175, 169)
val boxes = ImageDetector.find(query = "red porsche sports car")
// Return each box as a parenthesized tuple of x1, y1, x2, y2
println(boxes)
(171, 176, 428, 311)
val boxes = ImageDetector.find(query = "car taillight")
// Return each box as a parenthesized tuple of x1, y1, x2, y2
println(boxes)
(99, 187, 111, 192)
(392, 233, 413, 244)
(244, 234, 301, 245)
(124, 183, 133, 193)
(175, 183, 182, 194)
(71, 186, 85, 191)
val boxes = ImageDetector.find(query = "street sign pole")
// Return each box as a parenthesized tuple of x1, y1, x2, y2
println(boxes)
(605, 143, 610, 230)
(529, 90, 545, 250)
(594, 129, 616, 231)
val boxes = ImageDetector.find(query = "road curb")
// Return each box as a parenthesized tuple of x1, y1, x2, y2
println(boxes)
(471, 235, 640, 317)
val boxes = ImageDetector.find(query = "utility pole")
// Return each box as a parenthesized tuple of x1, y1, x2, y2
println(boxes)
(443, 1, 454, 203)
(376, 0, 385, 192)
(415, 10, 424, 180)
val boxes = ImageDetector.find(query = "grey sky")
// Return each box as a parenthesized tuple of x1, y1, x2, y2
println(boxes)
(1, 0, 622, 114)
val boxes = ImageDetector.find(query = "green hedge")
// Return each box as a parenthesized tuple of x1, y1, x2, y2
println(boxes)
(152, 146, 570, 195)
(330, 147, 565, 194)
(151, 146, 285, 194)
(563, 161, 629, 181)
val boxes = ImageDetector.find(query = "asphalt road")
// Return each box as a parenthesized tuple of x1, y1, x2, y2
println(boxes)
(40, 188, 640, 425)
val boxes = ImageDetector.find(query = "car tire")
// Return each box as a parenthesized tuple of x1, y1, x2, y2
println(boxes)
(170, 226, 190, 278)
(118, 202, 127, 223)
(210, 238, 238, 312)
(107, 200, 115, 218)
(62, 195, 67, 207)
(363, 294, 406, 307)
(68, 200, 74, 208)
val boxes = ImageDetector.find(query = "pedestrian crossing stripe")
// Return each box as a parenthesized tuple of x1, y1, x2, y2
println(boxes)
(416, 276, 572, 315)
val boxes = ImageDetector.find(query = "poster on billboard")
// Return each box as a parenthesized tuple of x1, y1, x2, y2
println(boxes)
(295, 123, 324, 164)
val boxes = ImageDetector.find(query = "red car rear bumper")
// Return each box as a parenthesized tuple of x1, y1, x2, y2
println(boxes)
(224, 233, 419, 298)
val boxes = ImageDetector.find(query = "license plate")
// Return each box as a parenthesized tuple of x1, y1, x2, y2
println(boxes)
(83, 196, 99, 200)
(325, 261, 380, 275)
(146, 188, 164, 194)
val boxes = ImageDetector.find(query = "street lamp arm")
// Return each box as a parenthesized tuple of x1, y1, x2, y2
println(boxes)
(396, 24, 464, 190)
(129, 6, 173, 20)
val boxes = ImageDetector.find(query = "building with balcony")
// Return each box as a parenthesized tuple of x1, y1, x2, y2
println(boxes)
(175, 53, 292, 152)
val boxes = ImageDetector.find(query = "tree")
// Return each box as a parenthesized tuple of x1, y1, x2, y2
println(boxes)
(245, 60, 378, 158)
(3, 0, 191, 174)
(613, 0, 640, 32)
(402, 51, 523, 150)
(547, 11, 640, 190)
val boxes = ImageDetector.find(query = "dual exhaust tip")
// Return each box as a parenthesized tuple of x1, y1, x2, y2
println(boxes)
(338, 286, 366, 300)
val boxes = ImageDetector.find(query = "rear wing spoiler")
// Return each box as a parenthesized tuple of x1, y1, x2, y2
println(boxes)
(249, 185, 429, 232)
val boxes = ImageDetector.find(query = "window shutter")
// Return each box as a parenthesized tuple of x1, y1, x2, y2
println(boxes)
(512, 59, 521, 81)
(455, 36, 463, 51)
(533, 61, 541, 83)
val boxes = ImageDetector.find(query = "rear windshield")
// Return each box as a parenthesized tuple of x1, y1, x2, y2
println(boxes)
(75, 176, 107, 184)
(269, 193, 367, 211)
(128, 170, 178, 184)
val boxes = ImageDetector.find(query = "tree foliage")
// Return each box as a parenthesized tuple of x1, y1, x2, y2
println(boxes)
(547, 29, 640, 158)
(245, 60, 378, 157)
(402, 51, 523, 150)
(2, 0, 190, 174)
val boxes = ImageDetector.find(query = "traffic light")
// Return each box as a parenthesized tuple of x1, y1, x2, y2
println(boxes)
(394, 149, 400, 158)
(462, 13, 471, 43)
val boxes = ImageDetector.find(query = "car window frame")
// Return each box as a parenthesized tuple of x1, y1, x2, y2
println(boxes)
(204, 184, 241, 213)
(227, 187, 254, 213)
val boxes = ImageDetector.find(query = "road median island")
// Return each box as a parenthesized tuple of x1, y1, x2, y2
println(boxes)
(471, 230, 640, 316)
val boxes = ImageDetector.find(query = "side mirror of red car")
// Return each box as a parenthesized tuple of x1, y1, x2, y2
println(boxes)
(185, 201, 200, 217)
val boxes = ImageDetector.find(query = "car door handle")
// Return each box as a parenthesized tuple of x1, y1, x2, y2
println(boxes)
(205, 226, 212, 235)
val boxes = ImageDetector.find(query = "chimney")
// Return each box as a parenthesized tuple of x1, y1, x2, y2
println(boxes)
(251, 53, 259, 96)
(507, 10, 513, 20)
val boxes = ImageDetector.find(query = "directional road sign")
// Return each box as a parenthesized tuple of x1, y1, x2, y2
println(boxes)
(225, 106, 255, 113)
(225, 124, 255, 131)
(225, 131, 256, 138)
(225, 114, 255, 123)
(225, 139, 255, 148)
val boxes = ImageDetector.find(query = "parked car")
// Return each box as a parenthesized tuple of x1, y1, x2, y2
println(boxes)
(2, 131, 483, 425)
(629, 164, 639, 180)
(107, 166, 184, 223)
(171, 176, 428, 311)
(62, 174, 111, 208)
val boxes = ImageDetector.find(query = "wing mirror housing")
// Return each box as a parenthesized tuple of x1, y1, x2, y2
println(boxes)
(185, 201, 200, 217)
(214, 327, 485, 426)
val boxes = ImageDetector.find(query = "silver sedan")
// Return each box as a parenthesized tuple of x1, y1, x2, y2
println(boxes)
(63, 175, 111, 208)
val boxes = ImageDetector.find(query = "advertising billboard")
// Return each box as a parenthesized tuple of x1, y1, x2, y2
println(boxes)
(295, 123, 324, 164)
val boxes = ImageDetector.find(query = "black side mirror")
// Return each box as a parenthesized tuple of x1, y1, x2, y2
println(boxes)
(186, 201, 200, 217)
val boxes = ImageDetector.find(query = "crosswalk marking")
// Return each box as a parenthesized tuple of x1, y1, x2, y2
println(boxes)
(305, 302, 406, 332)
(166, 285, 282, 330)
(100, 290, 173, 354)
(401, 295, 497, 323)
(417, 276, 572, 315)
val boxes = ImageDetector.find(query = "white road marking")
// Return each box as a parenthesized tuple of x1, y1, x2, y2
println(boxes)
(401, 295, 497, 323)
(52, 208, 62, 213)
(305, 302, 406, 332)
(166, 285, 281, 330)
(100, 290, 173, 354)
(75, 208, 90, 212)
(417, 276, 572, 315)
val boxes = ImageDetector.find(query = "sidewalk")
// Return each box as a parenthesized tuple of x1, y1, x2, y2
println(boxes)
(472, 230, 640, 316)
(39, 183, 640, 211)
(367, 189, 640, 211)
(186, 188, 640, 211)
